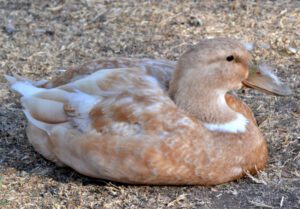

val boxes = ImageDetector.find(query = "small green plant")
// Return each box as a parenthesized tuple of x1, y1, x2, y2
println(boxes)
(0, 199, 9, 206)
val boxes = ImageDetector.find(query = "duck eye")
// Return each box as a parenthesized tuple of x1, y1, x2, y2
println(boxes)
(226, 55, 234, 62)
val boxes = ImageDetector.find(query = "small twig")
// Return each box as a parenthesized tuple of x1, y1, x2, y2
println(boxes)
(244, 170, 267, 185)
(48, 0, 67, 12)
(280, 196, 284, 208)
(167, 194, 187, 207)
(90, 10, 108, 23)
(249, 200, 274, 208)
(159, 12, 183, 26)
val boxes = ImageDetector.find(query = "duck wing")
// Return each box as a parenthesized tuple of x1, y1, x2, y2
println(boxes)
(8, 67, 200, 183)
(45, 58, 176, 91)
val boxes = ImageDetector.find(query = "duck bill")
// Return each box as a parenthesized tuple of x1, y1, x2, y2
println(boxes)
(242, 62, 292, 96)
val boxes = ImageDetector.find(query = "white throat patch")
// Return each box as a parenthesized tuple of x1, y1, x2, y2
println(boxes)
(204, 113, 248, 133)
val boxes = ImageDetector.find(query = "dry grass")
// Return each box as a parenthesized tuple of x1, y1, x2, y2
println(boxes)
(0, 0, 299, 208)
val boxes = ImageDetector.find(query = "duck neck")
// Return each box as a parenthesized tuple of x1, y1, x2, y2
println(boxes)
(173, 88, 237, 124)
(169, 65, 249, 133)
(169, 74, 248, 133)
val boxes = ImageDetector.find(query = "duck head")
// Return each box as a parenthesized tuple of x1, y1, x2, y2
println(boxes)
(169, 38, 291, 129)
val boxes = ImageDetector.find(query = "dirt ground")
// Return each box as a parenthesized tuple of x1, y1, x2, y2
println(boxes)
(0, 0, 299, 208)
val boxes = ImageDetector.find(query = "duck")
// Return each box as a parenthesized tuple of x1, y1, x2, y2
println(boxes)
(6, 38, 291, 185)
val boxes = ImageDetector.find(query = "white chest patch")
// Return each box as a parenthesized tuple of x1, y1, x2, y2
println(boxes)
(204, 113, 248, 133)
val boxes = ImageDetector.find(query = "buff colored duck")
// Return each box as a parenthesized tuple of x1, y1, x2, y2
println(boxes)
(6, 38, 291, 185)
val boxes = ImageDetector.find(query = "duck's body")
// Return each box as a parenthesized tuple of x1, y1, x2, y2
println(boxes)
(7, 38, 290, 185)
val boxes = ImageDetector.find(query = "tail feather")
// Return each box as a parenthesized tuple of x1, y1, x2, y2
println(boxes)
(5, 73, 32, 84)
(23, 110, 53, 134)
(5, 74, 45, 97)
(10, 81, 45, 97)
(4, 75, 18, 85)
